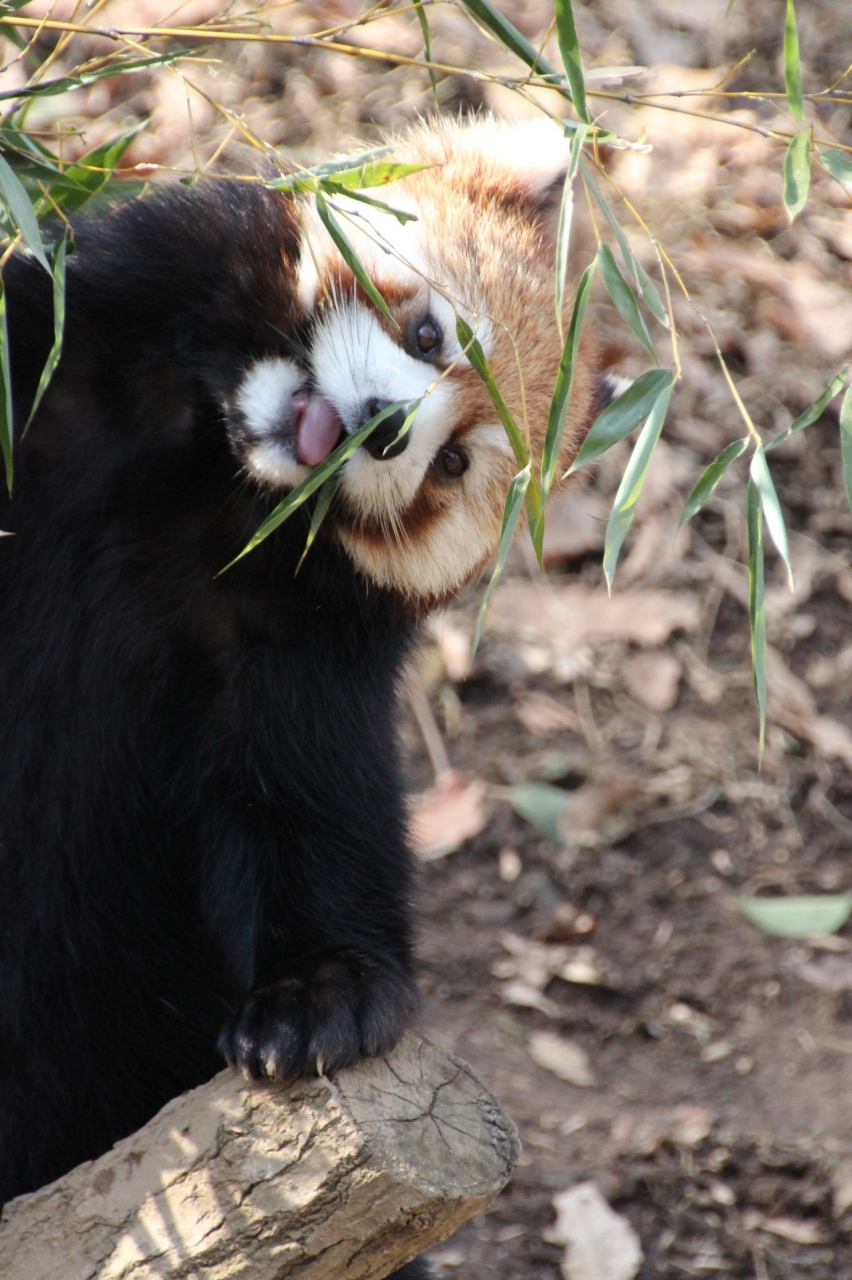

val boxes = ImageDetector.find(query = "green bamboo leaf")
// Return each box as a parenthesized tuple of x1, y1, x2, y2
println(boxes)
(455, 315, 545, 560)
(0, 49, 191, 103)
(581, 162, 669, 327)
(455, 315, 529, 469)
(46, 122, 145, 215)
(295, 479, 338, 573)
(319, 162, 431, 192)
(603, 380, 673, 588)
(315, 191, 397, 328)
(471, 464, 531, 660)
(567, 367, 673, 475)
(841, 385, 852, 515)
(679, 436, 749, 526)
(821, 148, 852, 186)
(555, 124, 589, 335)
(222, 399, 413, 570)
(542, 260, 596, 502)
(0, 280, 11, 492)
(747, 477, 767, 756)
(740, 894, 852, 940)
(783, 130, 810, 222)
(268, 147, 392, 191)
(765, 367, 847, 451)
(596, 243, 656, 359)
(506, 781, 573, 845)
(0, 152, 49, 272)
(553, 0, 590, 122)
(725, 0, 738, 14)
(22, 231, 67, 436)
(459, 0, 560, 80)
(319, 181, 417, 225)
(413, 0, 439, 104)
(784, 0, 804, 121)
(385, 401, 420, 454)
(750, 446, 792, 588)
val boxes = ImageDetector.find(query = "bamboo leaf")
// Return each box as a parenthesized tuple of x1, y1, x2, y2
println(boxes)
(553, 0, 590, 122)
(459, 0, 560, 80)
(567, 367, 673, 475)
(470, 464, 531, 660)
(455, 315, 529, 468)
(679, 436, 749, 526)
(542, 260, 596, 502)
(581, 162, 669, 327)
(455, 314, 545, 560)
(821, 147, 852, 186)
(747, 477, 767, 756)
(740, 894, 852, 940)
(0, 152, 49, 272)
(413, 0, 439, 104)
(315, 191, 397, 328)
(22, 231, 67, 436)
(841, 385, 852, 514)
(267, 147, 392, 191)
(222, 399, 413, 570)
(765, 367, 847, 451)
(596, 243, 656, 359)
(554, 124, 589, 335)
(602, 380, 673, 588)
(319, 181, 417, 224)
(506, 782, 573, 845)
(295, 479, 338, 573)
(750, 446, 792, 588)
(46, 122, 145, 214)
(783, 130, 810, 222)
(784, 0, 804, 121)
(0, 49, 192, 103)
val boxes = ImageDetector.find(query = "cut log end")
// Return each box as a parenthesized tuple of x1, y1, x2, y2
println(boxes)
(0, 1032, 519, 1280)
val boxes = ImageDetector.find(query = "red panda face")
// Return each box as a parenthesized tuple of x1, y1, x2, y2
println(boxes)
(241, 118, 599, 609)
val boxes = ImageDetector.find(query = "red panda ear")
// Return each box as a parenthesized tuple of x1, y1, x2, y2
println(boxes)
(450, 118, 575, 241)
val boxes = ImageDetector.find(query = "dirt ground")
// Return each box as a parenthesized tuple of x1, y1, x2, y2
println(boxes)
(15, 1, 852, 1275)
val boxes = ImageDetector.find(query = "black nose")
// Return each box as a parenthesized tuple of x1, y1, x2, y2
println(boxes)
(360, 399, 410, 460)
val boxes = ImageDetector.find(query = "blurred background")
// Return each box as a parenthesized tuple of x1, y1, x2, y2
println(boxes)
(10, 2, 852, 1275)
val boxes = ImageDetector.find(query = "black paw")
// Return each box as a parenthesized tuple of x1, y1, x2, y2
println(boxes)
(218, 948, 416, 1080)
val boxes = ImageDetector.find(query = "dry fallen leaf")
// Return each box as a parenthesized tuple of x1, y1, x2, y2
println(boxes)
(529, 1031, 596, 1087)
(514, 691, 583, 737)
(410, 769, 487, 861)
(556, 780, 647, 847)
(746, 1214, 829, 1246)
(623, 650, 683, 713)
(547, 1182, 642, 1280)
(486, 583, 700, 654)
(609, 1104, 715, 1155)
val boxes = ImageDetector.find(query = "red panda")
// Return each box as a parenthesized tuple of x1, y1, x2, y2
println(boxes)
(0, 118, 599, 1272)
(229, 116, 599, 606)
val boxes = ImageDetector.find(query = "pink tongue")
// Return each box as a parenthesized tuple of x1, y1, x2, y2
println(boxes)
(295, 395, 344, 467)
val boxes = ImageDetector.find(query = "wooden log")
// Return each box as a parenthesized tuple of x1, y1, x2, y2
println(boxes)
(0, 1032, 519, 1280)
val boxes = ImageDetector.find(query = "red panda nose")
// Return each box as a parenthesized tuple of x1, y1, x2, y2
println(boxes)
(361, 399, 410, 460)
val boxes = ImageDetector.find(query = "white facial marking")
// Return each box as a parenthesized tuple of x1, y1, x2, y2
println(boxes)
(235, 357, 309, 488)
(247, 441, 308, 488)
(311, 301, 456, 517)
(236, 357, 304, 439)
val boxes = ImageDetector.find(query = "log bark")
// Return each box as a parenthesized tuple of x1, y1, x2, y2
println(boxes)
(0, 1032, 519, 1280)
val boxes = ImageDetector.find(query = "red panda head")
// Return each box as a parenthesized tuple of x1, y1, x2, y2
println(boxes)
(241, 117, 598, 608)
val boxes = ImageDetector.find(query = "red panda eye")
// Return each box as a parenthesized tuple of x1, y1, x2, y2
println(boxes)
(414, 318, 440, 355)
(438, 446, 468, 478)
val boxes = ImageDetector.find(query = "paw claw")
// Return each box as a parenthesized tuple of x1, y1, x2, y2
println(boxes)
(220, 948, 415, 1081)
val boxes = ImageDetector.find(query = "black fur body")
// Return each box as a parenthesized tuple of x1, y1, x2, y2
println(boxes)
(0, 183, 427, 1279)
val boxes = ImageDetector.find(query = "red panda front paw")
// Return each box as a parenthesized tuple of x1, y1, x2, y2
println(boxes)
(218, 948, 416, 1080)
